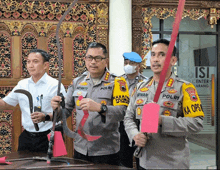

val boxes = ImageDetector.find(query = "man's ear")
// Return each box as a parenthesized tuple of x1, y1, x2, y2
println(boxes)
(170, 56, 177, 66)
(44, 61, 49, 70)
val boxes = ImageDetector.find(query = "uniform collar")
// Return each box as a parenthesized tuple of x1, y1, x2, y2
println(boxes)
(85, 68, 111, 83)
(124, 73, 140, 80)
(147, 73, 176, 93)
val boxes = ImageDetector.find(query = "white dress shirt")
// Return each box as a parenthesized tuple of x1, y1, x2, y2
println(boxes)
(3, 73, 66, 132)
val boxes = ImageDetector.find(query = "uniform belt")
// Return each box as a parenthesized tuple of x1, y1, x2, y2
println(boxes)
(25, 129, 51, 137)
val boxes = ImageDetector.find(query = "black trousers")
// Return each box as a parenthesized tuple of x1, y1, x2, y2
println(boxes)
(18, 130, 50, 153)
(119, 121, 136, 168)
(74, 150, 120, 166)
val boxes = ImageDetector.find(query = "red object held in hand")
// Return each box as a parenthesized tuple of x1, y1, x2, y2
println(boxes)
(141, 103, 160, 133)
(78, 95, 101, 141)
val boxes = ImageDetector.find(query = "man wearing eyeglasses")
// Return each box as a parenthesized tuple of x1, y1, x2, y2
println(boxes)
(119, 52, 148, 168)
(51, 42, 129, 165)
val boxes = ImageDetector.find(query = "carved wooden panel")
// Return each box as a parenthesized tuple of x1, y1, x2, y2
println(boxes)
(0, 0, 109, 157)
(132, 0, 220, 58)
(0, 31, 12, 78)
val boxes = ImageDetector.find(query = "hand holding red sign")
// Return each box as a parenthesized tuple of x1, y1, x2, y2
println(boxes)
(134, 0, 186, 158)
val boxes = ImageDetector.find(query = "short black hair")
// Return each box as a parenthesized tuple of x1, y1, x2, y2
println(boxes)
(86, 42, 107, 56)
(152, 39, 177, 58)
(29, 49, 50, 62)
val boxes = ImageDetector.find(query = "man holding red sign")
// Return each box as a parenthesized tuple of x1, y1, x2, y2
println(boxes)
(124, 39, 204, 169)
(51, 42, 129, 165)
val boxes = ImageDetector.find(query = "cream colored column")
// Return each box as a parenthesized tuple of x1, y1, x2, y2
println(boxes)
(11, 36, 21, 79)
(109, 0, 132, 76)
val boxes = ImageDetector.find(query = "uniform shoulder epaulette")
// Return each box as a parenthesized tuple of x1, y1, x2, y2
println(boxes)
(111, 72, 118, 78)
(140, 74, 148, 80)
(72, 73, 87, 86)
(136, 76, 153, 90)
(176, 76, 190, 85)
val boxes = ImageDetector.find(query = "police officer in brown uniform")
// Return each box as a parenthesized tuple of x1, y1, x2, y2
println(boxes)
(119, 52, 148, 168)
(124, 39, 204, 169)
(51, 42, 129, 165)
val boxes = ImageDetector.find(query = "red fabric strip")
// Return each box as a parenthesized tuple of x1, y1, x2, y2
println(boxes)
(153, 0, 186, 103)
(77, 96, 101, 141)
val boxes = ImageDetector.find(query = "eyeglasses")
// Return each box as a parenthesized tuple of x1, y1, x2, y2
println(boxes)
(85, 55, 106, 62)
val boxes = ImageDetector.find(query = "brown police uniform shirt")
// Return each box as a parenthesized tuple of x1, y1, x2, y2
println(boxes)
(65, 69, 128, 156)
(124, 73, 204, 169)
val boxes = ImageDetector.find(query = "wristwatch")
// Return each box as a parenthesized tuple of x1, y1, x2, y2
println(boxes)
(98, 104, 108, 114)
(44, 113, 50, 122)
(98, 104, 107, 123)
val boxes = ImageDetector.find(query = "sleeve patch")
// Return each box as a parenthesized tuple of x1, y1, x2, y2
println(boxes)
(113, 77, 129, 106)
(182, 83, 204, 117)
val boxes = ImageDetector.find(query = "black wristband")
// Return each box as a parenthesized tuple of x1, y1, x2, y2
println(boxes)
(98, 104, 107, 123)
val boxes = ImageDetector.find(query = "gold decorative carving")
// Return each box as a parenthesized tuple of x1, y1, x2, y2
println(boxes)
(3, 21, 88, 37)
(96, 3, 108, 50)
(97, 3, 108, 25)
(208, 8, 218, 28)
(141, 7, 211, 59)
(4, 21, 24, 36)
(132, 6, 142, 19)
(60, 22, 78, 37)
(32, 22, 51, 37)
(0, 0, 67, 15)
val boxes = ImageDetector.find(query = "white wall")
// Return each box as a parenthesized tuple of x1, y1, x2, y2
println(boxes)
(109, 0, 132, 76)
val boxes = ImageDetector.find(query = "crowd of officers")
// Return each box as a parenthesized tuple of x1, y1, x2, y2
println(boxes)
(0, 39, 204, 169)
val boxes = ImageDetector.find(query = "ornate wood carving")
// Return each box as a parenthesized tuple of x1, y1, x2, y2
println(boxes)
(132, 5, 143, 57)
(0, 0, 109, 157)
(201, 1, 220, 8)
(132, 0, 220, 58)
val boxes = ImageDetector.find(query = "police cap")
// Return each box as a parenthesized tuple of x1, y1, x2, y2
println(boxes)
(123, 52, 142, 63)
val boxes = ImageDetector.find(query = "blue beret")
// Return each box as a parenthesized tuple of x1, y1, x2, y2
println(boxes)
(123, 52, 142, 63)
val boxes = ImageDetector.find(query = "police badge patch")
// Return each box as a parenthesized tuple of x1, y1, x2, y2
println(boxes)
(185, 87, 198, 102)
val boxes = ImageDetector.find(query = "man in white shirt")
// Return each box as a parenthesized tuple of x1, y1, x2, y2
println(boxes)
(0, 49, 66, 153)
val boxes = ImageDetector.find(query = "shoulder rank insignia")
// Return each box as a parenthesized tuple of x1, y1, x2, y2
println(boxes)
(104, 72, 110, 81)
(166, 78, 174, 87)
